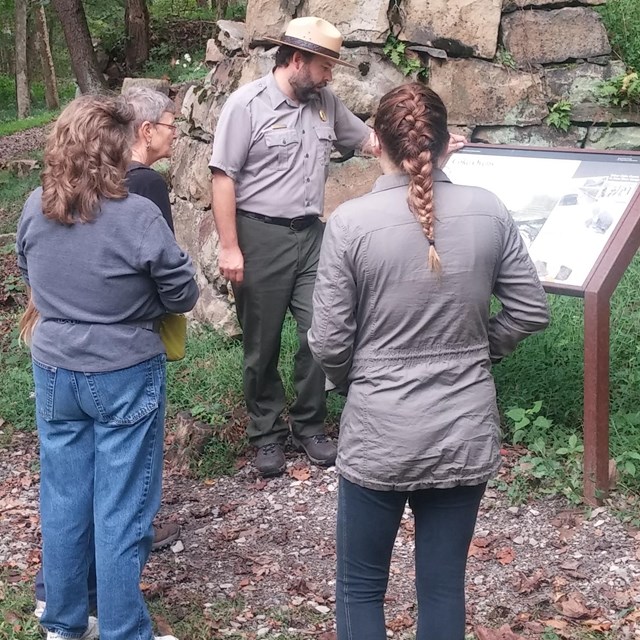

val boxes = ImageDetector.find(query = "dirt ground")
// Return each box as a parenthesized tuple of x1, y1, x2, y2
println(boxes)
(1, 422, 639, 640)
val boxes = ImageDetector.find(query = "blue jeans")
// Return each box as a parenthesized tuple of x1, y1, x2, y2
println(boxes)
(336, 477, 486, 640)
(34, 354, 166, 640)
(35, 566, 97, 613)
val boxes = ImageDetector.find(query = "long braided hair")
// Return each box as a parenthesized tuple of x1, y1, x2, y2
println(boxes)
(374, 83, 449, 271)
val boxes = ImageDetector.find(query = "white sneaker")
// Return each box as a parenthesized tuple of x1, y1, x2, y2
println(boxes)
(155, 636, 179, 640)
(46, 616, 99, 640)
(34, 599, 46, 619)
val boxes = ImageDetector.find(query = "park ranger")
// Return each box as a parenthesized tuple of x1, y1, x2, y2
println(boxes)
(209, 16, 371, 477)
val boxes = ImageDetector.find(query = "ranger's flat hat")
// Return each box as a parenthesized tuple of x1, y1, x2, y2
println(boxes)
(266, 16, 356, 68)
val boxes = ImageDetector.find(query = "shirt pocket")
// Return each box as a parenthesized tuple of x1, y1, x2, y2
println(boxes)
(314, 125, 337, 166)
(264, 128, 300, 171)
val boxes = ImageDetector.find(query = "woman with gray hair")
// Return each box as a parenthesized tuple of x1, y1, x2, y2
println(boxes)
(123, 86, 178, 231)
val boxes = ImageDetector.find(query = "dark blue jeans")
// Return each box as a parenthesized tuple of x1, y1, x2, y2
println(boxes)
(336, 477, 486, 640)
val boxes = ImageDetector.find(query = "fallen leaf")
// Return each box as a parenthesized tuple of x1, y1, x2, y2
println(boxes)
(152, 613, 174, 636)
(555, 592, 594, 619)
(289, 466, 311, 481)
(496, 547, 515, 565)
(387, 612, 414, 631)
(469, 536, 494, 559)
(540, 618, 569, 630)
(513, 568, 546, 594)
(4, 611, 20, 625)
(582, 618, 612, 631)
(474, 623, 526, 639)
(624, 608, 640, 623)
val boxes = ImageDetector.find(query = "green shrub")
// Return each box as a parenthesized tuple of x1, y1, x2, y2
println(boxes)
(597, 0, 640, 71)
(598, 71, 640, 111)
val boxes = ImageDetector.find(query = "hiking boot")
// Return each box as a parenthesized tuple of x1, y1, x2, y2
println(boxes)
(151, 522, 181, 551)
(46, 616, 99, 640)
(292, 434, 337, 467)
(255, 443, 286, 477)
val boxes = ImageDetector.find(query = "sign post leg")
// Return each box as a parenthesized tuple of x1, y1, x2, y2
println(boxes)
(583, 291, 610, 505)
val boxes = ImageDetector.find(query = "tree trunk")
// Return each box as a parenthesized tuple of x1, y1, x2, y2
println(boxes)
(15, 0, 30, 119)
(51, 0, 108, 94)
(34, 3, 59, 110)
(125, 0, 149, 72)
(214, 0, 229, 19)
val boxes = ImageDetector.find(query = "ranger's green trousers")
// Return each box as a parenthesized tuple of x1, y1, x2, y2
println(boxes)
(233, 215, 327, 447)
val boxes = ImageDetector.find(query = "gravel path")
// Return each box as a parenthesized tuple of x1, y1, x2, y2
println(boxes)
(1, 427, 639, 639)
(0, 125, 51, 164)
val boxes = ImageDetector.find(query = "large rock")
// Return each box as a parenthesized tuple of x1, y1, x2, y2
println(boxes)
(216, 19, 246, 53)
(331, 48, 409, 118)
(121, 77, 170, 95)
(298, 0, 389, 44)
(502, 8, 611, 66)
(323, 157, 380, 218)
(503, 0, 605, 10)
(205, 38, 225, 66)
(172, 198, 239, 335)
(570, 104, 640, 126)
(239, 47, 274, 85)
(472, 125, 588, 147)
(182, 57, 247, 139)
(586, 127, 640, 151)
(399, 0, 501, 60)
(244, 0, 297, 45)
(429, 58, 548, 126)
(171, 137, 213, 210)
(543, 61, 626, 104)
(237, 46, 406, 119)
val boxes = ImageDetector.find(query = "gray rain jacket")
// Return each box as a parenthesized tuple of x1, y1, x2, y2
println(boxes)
(308, 170, 550, 491)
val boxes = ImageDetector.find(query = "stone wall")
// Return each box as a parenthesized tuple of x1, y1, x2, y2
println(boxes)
(173, 0, 638, 331)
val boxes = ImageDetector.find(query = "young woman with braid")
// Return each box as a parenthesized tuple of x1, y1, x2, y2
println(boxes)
(309, 83, 550, 640)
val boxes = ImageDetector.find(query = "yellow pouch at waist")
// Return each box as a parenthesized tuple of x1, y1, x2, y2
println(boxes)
(159, 313, 187, 361)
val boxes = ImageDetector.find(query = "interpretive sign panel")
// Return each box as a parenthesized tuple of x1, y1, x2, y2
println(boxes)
(445, 146, 640, 294)
(445, 143, 640, 503)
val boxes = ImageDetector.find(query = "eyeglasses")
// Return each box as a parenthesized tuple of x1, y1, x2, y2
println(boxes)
(154, 122, 177, 131)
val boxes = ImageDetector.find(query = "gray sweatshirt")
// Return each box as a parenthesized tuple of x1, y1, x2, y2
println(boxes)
(16, 188, 199, 372)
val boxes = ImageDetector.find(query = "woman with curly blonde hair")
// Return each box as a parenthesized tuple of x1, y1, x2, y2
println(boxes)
(309, 83, 550, 640)
(16, 94, 198, 640)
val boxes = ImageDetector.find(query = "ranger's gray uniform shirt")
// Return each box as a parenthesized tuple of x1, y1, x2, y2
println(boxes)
(209, 72, 370, 219)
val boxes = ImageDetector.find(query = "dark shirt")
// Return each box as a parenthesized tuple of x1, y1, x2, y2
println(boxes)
(127, 162, 174, 233)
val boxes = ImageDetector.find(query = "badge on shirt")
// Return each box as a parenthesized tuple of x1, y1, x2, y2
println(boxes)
(319, 109, 327, 122)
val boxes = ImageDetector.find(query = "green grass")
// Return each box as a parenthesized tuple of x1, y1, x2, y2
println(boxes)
(494, 252, 640, 492)
(597, 0, 640, 71)
(0, 112, 58, 137)
(0, 572, 42, 640)
(0, 75, 75, 127)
